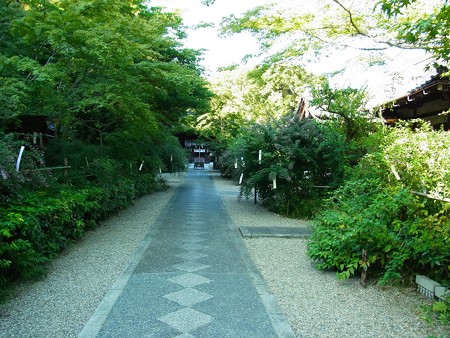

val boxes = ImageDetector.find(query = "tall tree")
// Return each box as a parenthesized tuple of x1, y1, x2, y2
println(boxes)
(198, 61, 318, 149)
(0, 0, 211, 163)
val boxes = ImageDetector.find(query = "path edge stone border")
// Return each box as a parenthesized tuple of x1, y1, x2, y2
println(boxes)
(230, 226, 297, 338)
(77, 229, 156, 338)
(239, 226, 311, 239)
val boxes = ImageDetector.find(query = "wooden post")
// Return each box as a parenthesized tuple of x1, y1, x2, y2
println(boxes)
(360, 249, 368, 288)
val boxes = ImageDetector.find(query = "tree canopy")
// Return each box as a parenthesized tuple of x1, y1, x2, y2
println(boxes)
(219, 0, 448, 69)
(0, 0, 212, 154)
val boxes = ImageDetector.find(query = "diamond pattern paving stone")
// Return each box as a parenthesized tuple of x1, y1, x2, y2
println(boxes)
(186, 213, 206, 218)
(176, 252, 208, 261)
(185, 219, 201, 225)
(158, 308, 213, 333)
(186, 231, 207, 236)
(182, 236, 206, 243)
(172, 261, 210, 272)
(163, 288, 212, 307)
(168, 273, 211, 288)
(181, 243, 205, 251)
(185, 220, 202, 225)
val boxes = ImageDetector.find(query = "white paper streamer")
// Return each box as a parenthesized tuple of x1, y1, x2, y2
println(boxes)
(16, 146, 25, 172)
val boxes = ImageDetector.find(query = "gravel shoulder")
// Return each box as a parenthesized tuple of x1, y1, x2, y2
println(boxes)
(211, 171, 449, 338)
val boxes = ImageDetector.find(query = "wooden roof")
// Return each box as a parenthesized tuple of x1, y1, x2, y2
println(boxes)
(380, 71, 450, 130)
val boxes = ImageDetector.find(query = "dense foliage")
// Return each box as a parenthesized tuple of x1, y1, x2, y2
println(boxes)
(0, 0, 211, 165)
(222, 117, 347, 218)
(0, 175, 165, 289)
(0, 132, 166, 290)
(0, 133, 55, 202)
(197, 63, 317, 157)
(203, 63, 374, 218)
(307, 122, 450, 284)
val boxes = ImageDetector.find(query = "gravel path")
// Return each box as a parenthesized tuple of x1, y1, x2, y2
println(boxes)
(0, 169, 448, 338)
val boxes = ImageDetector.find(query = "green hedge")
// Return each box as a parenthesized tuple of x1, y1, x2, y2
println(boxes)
(0, 172, 162, 291)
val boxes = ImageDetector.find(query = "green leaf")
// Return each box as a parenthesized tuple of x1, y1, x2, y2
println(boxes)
(433, 302, 448, 312)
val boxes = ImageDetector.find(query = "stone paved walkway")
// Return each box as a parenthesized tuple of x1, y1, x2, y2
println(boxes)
(78, 167, 295, 337)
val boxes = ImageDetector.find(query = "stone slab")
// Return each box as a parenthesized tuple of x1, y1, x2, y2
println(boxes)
(435, 286, 450, 301)
(239, 226, 311, 238)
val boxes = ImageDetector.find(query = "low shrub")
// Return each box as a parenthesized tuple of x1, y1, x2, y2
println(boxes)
(0, 133, 56, 202)
(307, 122, 450, 285)
(133, 173, 160, 197)
(422, 295, 450, 326)
(0, 187, 102, 288)
(0, 166, 165, 290)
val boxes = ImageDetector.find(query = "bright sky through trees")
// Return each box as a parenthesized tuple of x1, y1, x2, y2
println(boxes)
(150, 0, 271, 72)
(149, 0, 437, 106)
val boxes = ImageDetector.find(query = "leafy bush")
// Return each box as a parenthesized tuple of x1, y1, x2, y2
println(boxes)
(44, 138, 100, 185)
(133, 173, 162, 198)
(0, 157, 166, 290)
(157, 136, 189, 174)
(84, 158, 136, 216)
(0, 187, 102, 288)
(422, 296, 450, 326)
(307, 122, 450, 284)
(383, 120, 450, 198)
(223, 116, 347, 217)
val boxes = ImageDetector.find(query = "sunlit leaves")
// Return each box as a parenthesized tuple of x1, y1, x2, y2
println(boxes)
(395, 2, 450, 62)
(0, 0, 212, 175)
(220, 5, 316, 52)
(219, 0, 448, 76)
(376, 0, 415, 17)
(308, 121, 450, 284)
(383, 120, 450, 199)
(310, 79, 371, 142)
